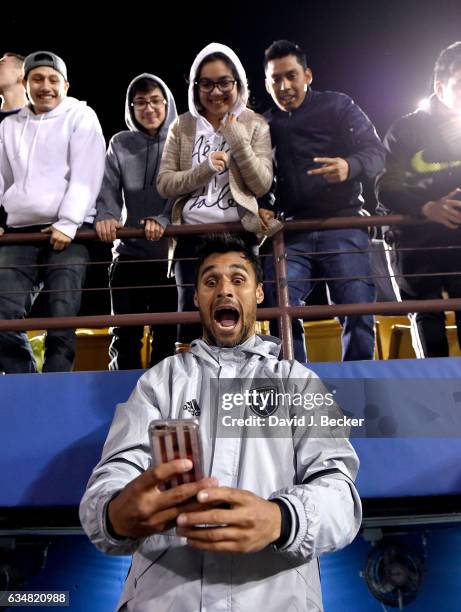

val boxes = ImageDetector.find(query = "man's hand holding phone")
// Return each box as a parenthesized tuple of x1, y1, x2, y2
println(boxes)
(176, 487, 282, 553)
(107, 459, 218, 539)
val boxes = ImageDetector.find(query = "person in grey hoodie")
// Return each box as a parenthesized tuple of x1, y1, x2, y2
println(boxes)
(80, 233, 361, 612)
(95, 74, 178, 369)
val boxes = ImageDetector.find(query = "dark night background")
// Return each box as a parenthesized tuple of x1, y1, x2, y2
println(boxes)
(4, 1, 461, 142)
(3, 1, 461, 313)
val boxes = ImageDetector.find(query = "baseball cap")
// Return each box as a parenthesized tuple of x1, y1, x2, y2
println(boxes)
(24, 51, 67, 80)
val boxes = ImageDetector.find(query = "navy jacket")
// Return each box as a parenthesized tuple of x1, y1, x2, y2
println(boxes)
(265, 89, 385, 219)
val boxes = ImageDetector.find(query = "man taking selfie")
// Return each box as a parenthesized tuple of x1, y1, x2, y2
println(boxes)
(80, 233, 361, 611)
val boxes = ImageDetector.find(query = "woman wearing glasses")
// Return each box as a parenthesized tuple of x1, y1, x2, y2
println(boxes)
(95, 73, 178, 368)
(157, 42, 280, 346)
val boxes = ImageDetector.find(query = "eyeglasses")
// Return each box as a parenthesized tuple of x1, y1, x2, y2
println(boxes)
(131, 97, 166, 110)
(195, 78, 237, 93)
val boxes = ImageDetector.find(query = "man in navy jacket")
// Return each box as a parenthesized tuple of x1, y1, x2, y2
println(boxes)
(263, 40, 385, 362)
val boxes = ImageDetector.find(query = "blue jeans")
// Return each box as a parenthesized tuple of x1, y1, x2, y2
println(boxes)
(264, 228, 376, 362)
(0, 241, 89, 373)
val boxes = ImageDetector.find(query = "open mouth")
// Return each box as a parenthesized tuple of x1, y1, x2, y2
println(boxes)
(213, 306, 240, 330)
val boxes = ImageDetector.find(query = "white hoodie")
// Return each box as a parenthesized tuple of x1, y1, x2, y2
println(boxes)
(0, 97, 106, 238)
(182, 43, 248, 225)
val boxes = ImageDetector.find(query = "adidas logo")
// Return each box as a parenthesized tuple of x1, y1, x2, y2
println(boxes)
(183, 399, 200, 417)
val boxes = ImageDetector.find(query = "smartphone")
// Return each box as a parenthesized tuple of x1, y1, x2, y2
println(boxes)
(149, 419, 204, 489)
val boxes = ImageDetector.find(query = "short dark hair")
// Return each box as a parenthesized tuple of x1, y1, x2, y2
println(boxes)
(264, 40, 307, 71)
(434, 42, 461, 84)
(194, 233, 263, 286)
(128, 77, 165, 103)
(193, 52, 242, 110)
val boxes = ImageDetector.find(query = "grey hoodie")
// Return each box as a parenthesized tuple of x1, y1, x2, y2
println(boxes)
(95, 73, 177, 259)
(80, 334, 361, 611)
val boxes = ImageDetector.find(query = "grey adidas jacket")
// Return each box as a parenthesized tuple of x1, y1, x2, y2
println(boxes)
(79, 335, 361, 611)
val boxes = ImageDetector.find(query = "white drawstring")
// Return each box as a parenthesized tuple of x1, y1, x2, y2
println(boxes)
(22, 112, 44, 190)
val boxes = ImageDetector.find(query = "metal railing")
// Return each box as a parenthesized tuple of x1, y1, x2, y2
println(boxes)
(1, 214, 460, 360)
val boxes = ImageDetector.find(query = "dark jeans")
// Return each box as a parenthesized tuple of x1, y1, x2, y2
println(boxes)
(0, 241, 89, 373)
(109, 255, 177, 369)
(174, 237, 204, 344)
(389, 241, 461, 357)
(264, 228, 376, 362)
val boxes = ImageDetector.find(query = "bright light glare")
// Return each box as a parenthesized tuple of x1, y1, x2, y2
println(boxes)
(417, 97, 430, 111)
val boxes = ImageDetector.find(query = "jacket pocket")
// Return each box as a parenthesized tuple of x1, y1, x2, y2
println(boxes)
(116, 545, 169, 611)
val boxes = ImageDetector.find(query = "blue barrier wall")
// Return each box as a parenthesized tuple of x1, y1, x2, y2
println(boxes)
(1, 357, 461, 610)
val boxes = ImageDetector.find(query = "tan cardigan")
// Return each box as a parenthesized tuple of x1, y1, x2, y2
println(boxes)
(157, 110, 283, 267)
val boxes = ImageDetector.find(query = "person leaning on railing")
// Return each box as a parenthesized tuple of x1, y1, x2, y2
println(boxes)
(376, 41, 461, 358)
(95, 73, 178, 370)
(0, 51, 105, 373)
(262, 40, 386, 363)
(157, 42, 282, 349)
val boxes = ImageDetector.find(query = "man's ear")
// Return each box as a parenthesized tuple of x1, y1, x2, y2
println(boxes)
(434, 79, 444, 99)
(193, 290, 199, 308)
(256, 283, 264, 304)
(64, 80, 70, 94)
(265, 78, 271, 95)
(304, 68, 313, 88)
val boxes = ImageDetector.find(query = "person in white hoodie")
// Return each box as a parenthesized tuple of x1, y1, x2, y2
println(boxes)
(0, 51, 106, 373)
(157, 42, 281, 347)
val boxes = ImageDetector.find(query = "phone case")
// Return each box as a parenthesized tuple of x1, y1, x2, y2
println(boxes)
(148, 419, 204, 489)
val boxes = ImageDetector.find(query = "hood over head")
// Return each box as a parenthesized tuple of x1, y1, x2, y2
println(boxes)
(187, 42, 248, 119)
(125, 72, 177, 140)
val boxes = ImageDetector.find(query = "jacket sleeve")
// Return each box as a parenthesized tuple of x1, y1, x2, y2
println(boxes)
(338, 95, 386, 182)
(54, 107, 106, 239)
(0, 124, 13, 229)
(143, 198, 173, 228)
(156, 118, 217, 197)
(270, 365, 362, 562)
(79, 371, 163, 555)
(0, 123, 14, 201)
(95, 137, 124, 223)
(375, 116, 430, 215)
(221, 115, 273, 197)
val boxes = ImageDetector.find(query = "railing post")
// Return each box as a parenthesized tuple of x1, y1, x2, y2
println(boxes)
(271, 229, 294, 360)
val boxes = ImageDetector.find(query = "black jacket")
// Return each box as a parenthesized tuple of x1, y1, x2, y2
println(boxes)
(265, 89, 385, 219)
(376, 95, 461, 245)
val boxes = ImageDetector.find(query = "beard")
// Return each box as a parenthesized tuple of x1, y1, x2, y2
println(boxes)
(201, 320, 252, 348)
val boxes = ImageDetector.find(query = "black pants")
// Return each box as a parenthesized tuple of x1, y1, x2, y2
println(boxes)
(389, 241, 461, 357)
(109, 255, 177, 369)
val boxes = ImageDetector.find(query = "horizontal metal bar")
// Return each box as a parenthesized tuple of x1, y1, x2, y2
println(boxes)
(0, 214, 421, 245)
(1, 298, 461, 332)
